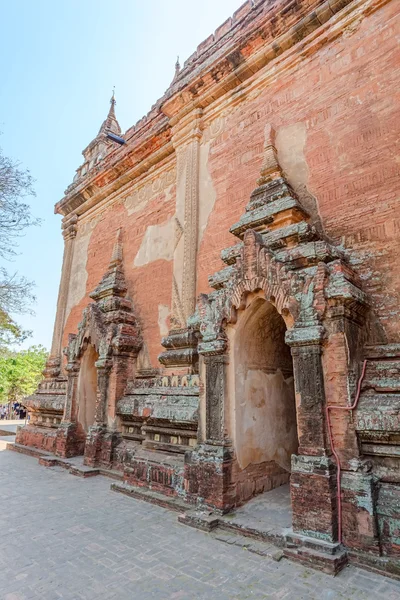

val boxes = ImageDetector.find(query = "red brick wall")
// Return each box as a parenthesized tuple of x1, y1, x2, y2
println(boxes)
(198, 1, 400, 343)
(63, 185, 176, 367)
(62, 3, 399, 363)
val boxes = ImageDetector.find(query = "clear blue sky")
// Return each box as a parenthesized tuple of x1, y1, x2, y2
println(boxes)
(0, 0, 240, 351)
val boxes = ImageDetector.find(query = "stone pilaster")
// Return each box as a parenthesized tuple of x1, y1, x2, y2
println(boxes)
(94, 360, 112, 426)
(286, 326, 329, 456)
(204, 354, 227, 443)
(55, 353, 83, 458)
(286, 325, 338, 543)
(170, 110, 202, 329)
(46, 214, 78, 377)
(184, 347, 234, 512)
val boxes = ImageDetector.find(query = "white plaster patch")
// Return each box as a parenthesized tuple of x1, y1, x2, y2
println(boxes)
(198, 140, 217, 242)
(136, 343, 152, 372)
(158, 304, 170, 336)
(275, 122, 308, 189)
(134, 217, 175, 267)
(276, 122, 323, 231)
(64, 225, 93, 325)
(125, 167, 176, 216)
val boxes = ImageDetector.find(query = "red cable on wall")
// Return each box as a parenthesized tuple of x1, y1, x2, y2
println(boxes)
(325, 359, 368, 544)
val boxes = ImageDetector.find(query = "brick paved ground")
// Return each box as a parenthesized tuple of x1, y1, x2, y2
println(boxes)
(1, 450, 399, 600)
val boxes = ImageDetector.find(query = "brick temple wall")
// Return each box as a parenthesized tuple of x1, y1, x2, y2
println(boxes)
(196, 0, 400, 344)
(62, 166, 176, 369)
(60, 1, 399, 368)
(18, 0, 400, 571)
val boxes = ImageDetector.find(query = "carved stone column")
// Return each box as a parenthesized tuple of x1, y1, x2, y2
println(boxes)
(286, 325, 338, 543)
(170, 110, 202, 330)
(83, 360, 111, 467)
(55, 352, 83, 458)
(46, 214, 78, 377)
(184, 349, 234, 512)
(94, 360, 111, 426)
(287, 327, 329, 456)
(204, 354, 227, 443)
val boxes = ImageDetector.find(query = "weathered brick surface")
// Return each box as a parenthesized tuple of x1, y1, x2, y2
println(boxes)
(17, 0, 400, 573)
(197, 1, 400, 344)
(63, 191, 175, 369)
(377, 483, 400, 556)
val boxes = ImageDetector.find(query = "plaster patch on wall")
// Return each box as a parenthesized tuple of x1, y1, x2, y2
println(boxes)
(64, 224, 93, 325)
(158, 304, 170, 336)
(136, 342, 153, 372)
(198, 140, 217, 242)
(233, 297, 298, 473)
(124, 167, 176, 216)
(134, 217, 175, 267)
(276, 123, 324, 233)
(239, 369, 297, 471)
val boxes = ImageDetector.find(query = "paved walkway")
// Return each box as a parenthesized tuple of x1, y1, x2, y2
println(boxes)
(0, 420, 18, 450)
(0, 451, 399, 600)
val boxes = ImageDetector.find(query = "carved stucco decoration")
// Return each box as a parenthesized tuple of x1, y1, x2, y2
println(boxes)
(65, 229, 142, 370)
(194, 230, 314, 355)
(191, 124, 368, 356)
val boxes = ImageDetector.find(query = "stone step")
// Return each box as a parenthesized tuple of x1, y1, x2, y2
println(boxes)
(217, 515, 286, 545)
(348, 550, 400, 581)
(7, 442, 50, 459)
(8, 443, 123, 480)
(210, 528, 284, 561)
(178, 510, 220, 532)
(285, 531, 343, 556)
(283, 545, 348, 576)
(110, 481, 188, 512)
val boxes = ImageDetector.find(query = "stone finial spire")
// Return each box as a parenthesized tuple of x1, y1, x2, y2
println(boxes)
(256, 124, 282, 186)
(98, 88, 121, 136)
(172, 56, 181, 83)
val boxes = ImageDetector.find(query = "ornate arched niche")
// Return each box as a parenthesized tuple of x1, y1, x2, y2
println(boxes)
(56, 229, 142, 463)
(186, 126, 368, 547)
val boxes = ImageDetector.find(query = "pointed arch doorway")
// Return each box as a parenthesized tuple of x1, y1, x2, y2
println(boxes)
(76, 343, 99, 439)
(229, 293, 299, 505)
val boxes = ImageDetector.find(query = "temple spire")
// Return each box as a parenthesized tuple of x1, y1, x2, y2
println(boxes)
(98, 88, 121, 136)
(172, 56, 181, 83)
(108, 86, 116, 119)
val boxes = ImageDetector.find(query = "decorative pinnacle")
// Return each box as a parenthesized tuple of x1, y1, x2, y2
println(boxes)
(109, 86, 116, 117)
(172, 56, 181, 83)
(256, 124, 283, 186)
(109, 228, 123, 267)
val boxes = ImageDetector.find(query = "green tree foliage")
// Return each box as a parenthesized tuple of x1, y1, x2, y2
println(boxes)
(0, 309, 30, 350)
(0, 345, 48, 405)
(0, 141, 39, 350)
